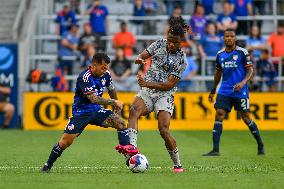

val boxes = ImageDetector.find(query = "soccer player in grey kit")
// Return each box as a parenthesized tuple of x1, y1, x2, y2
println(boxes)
(116, 17, 189, 172)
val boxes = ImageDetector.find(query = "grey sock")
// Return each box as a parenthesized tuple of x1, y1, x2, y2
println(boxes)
(168, 148, 181, 167)
(128, 128, 138, 147)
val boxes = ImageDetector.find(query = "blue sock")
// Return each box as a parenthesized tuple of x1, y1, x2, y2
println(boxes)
(117, 129, 130, 145)
(246, 120, 263, 146)
(213, 121, 223, 152)
(46, 143, 63, 167)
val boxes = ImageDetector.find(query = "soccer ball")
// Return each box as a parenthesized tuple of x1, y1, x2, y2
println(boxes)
(128, 154, 149, 173)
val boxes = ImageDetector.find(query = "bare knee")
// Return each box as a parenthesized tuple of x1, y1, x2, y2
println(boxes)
(215, 109, 226, 121)
(116, 118, 126, 130)
(5, 104, 15, 114)
(241, 113, 251, 125)
(59, 138, 74, 150)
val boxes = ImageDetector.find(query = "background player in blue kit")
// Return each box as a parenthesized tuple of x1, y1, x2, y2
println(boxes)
(203, 29, 265, 156)
(41, 53, 126, 172)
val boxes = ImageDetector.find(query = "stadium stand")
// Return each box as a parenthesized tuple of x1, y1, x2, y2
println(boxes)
(13, 0, 284, 92)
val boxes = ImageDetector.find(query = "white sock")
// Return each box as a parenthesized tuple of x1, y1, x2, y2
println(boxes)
(168, 148, 181, 167)
(128, 128, 137, 147)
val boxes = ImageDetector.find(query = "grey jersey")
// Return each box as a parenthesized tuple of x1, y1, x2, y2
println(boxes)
(143, 39, 186, 97)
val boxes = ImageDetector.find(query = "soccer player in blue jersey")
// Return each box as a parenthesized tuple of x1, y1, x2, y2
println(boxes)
(203, 29, 265, 156)
(41, 53, 126, 172)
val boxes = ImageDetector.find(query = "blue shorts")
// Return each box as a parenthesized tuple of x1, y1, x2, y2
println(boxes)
(64, 108, 113, 134)
(214, 94, 250, 113)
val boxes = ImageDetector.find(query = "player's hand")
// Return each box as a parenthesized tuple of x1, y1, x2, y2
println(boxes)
(208, 93, 215, 103)
(137, 74, 147, 87)
(233, 81, 245, 92)
(135, 57, 145, 65)
(208, 88, 216, 103)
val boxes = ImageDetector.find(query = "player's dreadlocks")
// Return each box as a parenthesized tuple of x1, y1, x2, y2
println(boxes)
(168, 16, 190, 38)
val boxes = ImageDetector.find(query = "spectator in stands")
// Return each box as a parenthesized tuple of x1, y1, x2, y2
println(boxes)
(84, 0, 109, 52)
(79, 23, 101, 56)
(199, 0, 215, 15)
(54, 3, 78, 36)
(58, 24, 79, 91)
(0, 84, 14, 129)
(253, 0, 265, 29)
(163, 0, 185, 15)
(164, 5, 183, 35)
(267, 21, 284, 76)
(112, 21, 136, 58)
(256, 49, 277, 92)
(143, 0, 158, 35)
(229, 0, 253, 35)
(198, 22, 223, 90)
(216, 2, 238, 36)
(51, 68, 67, 92)
(81, 46, 96, 69)
(178, 48, 198, 91)
(109, 48, 137, 91)
(189, 4, 207, 41)
(277, 0, 284, 15)
(132, 0, 146, 35)
(246, 25, 267, 60)
(69, 0, 80, 14)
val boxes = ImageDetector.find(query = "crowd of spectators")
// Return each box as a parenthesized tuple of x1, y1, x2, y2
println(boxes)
(51, 0, 284, 92)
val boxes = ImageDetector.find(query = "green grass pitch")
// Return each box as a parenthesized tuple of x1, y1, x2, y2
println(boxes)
(0, 130, 284, 189)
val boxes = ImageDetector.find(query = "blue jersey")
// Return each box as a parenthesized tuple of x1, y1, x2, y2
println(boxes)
(88, 5, 109, 34)
(72, 68, 114, 115)
(54, 10, 78, 36)
(216, 46, 253, 98)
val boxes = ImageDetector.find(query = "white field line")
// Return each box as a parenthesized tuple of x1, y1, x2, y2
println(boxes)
(0, 166, 166, 170)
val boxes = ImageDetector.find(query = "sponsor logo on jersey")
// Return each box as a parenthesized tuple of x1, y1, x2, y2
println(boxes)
(222, 61, 238, 68)
(67, 124, 75, 130)
(101, 78, 106, 85)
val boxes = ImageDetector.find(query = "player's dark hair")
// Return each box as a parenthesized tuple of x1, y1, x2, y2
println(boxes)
(92, 53, 110, 64)
(168, 16, 187, 38)
(224, 28, 236, 34)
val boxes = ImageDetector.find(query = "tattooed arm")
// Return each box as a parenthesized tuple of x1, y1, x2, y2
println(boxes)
(86, 93, 116, 106)
(86, 93, 123, 113)
(107, 88, 118, 100)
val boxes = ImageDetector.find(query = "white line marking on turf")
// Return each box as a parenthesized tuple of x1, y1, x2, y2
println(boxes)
(0, 166, 166, 170)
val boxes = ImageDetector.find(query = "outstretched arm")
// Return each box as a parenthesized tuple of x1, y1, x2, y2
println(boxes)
(107, 88, 118, 100)
(137, 74, 179, 91)
(135, 50, 151, 64)
(86, 93, 116, 105)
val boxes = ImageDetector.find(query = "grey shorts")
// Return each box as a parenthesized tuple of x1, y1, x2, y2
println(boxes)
(137, 90, 174, 116)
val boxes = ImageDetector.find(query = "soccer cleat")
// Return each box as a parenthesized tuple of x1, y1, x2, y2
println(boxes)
(115, 144, 140, 156)
(202, 150, 221, 156)
(172, 165, 184, 173)
(41, 163, 52, 173)
(258, 145, 265, 155)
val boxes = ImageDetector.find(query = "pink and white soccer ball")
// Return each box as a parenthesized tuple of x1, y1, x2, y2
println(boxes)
(128, 154, 149, 173)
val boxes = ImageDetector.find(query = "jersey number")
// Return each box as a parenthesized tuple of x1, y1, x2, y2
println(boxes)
(241, 98, 249, 110)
